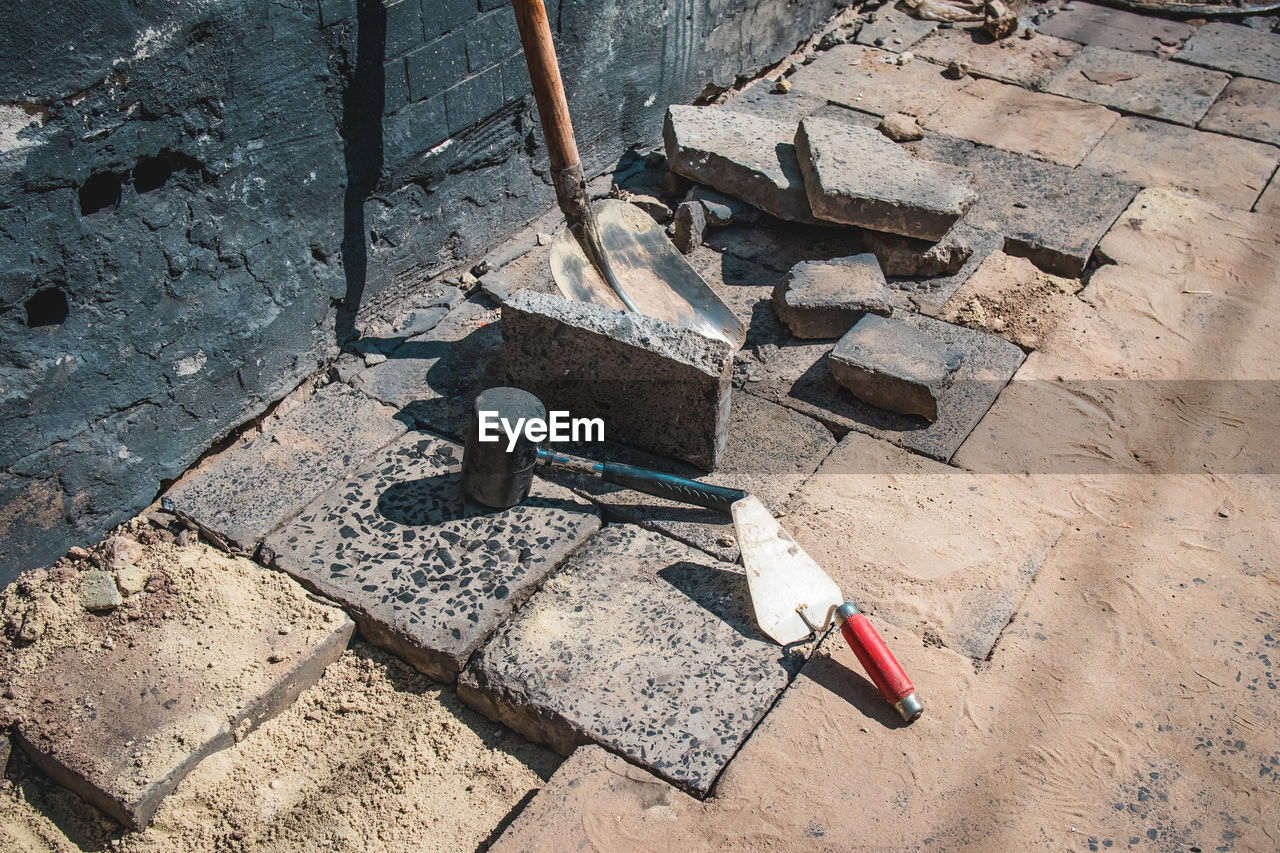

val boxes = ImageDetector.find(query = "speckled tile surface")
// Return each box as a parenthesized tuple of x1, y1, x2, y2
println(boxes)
(261, 432, 601, 682)
(457, 524, 805, 796)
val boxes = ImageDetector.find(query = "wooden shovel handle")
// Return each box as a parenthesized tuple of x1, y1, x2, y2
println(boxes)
(512, 0, 580, 173)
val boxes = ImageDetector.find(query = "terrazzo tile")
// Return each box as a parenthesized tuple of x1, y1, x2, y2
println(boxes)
(162, 383, 406, 554)
(261, 432, 601, 682)
(1045, 45, 1229, 125)
(457, 524, 804, 796)
(1176, 21, 1280, 84)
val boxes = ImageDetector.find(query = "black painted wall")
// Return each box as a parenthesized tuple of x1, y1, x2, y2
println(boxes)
(0, 0, 840, 584)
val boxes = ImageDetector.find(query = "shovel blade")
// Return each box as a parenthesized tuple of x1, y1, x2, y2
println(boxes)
(551, 198, 747, 347)
(732, 495, 844, 646)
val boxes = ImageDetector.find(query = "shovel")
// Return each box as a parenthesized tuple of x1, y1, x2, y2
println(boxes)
(732, 495, 923, 723)
(512, 0, 746, 347)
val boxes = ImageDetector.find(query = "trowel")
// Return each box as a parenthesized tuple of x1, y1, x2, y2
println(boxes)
(511, 0, 746, 347)
(732, 495, 923, 723)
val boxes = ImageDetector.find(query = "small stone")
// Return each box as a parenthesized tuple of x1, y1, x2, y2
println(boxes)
(460, 270, 480, 287)
(1020, 27, 1035, 40)
(81, 571, 124, 611)
(175, 528, 197, 547)
(267, 652, 285, 663)
(878, 113, 924, 142)
(627, 193, 673, 222)
(470, 260, 490, 278)
(68, 546, 91, 560)
(269, 780, 280, 790)
(716, 533, 736, 548)
(827, 315, 965, 422)
(671, 201, 706, 254)
(115, 565, 149, 597)
(1217, 505, 1231, 519)
(362, 352, 387, 367)
(896, 52, 914, 66)
(536, 232, 552, 246)
(685, 186, 755, 226)
(772, 255, 894, 340)
(772, 78, 791, 94)
(101, 536, 143, 569)
(944, 60, 969, 79)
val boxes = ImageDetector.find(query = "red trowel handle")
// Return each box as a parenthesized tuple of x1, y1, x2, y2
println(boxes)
(837, 603, 923, 723)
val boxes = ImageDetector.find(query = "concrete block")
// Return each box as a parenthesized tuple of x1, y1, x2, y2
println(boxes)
(262, 432, 600, 682)
(853, 6, 938, 52)
(1036, 1, 1195, 55)
(663, 105, 819, 223)
(426, 0, 479, 40)
(795, 117, 974, 241)
(1046, 45, 1230, 126)
(787, 43, 966, 119)
(671, 200, 705, 254)
(501, 290, 734, 471)
(5, 547, 353, 829)
(383, 57, 409, 116)
(457, 525, 803, 796)
(162, 383, 406, 554)
(828, 314, 963, 421)
(1081, 116, 1280, 211)
(318, 0, 356, 28)
(1176, 21, 1280, 84)
(772, 254, 892, 340)
(1200, 77, 1280, 147)
(922, 78, 1119, 167)
(912, 27, 1081, 88)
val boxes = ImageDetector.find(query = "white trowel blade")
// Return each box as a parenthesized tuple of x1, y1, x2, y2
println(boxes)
(732, 495, 844, 646)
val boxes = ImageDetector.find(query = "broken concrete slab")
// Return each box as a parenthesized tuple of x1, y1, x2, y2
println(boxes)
(787, 43, 966, 119)
(886, 226, 1005, 317)
(1081, 116, 1280, 210)
(912, 27, 1081, 88)
(671, 200, 706, 254)
(1036, 1, 1196, 55)
(457, 524, 803, 796)
(261, 432, 600, 682)
(795, 117, 974, 241)
(79, 570, 122, 611)
(1176, 21, 1280, 84)
(854, 6, 938, 52)
(685, 185, 758, 227)
(1199, 76, 1280, 147)
(771, 254, 893, 339)
(162, 383, 405, 554)
(862, 223, 976, 278)
(922, 77, 1119, 167)
(1045, 45, 1230, 125)
(3, 542, 353, 830)
(663, 105, 819, 223)
(828, 314, 964, 422)
(502, 290, 734, 471)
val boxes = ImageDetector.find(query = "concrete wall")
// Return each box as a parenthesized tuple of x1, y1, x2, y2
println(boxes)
(0, 0, 840, 584)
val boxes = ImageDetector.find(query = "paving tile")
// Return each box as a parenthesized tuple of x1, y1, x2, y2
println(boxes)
(162, 383, 405, 554)
(1176, 21, 1280, 84)
(773, 254, 893, 339)
(1257, 169, 1280, 216)
(922, 77, 1118, 166)
(1046, 44, 1230, 125)
(788, 43, 966, 119)
(1200, 76, 1280, 147)
(784, 431, 1067, 659)
(1081, 116, 1279, 210)
(829, 314, 964, 422)
(457, 524, 803, 796)
(1036, 1, 1195, 55)
(912, 27, 1081, 88)
(722, 77, 830, 125)
(738, 310, 1024, 462)
(5, 546, 353, 829)
(262, 432, 601, 682)
(853, 6, 938, 52)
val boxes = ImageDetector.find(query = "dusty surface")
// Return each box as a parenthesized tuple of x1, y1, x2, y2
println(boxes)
(938, 251, 1083, 351)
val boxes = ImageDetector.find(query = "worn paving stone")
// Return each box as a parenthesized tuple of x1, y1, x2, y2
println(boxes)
(785, 431, 1067, 659)
(162, 383, 405, 554)
(1176, 21, 1280, 84)
(922, 77, 1119, 167)
(1046, 45, 1230, 125)
(1036, 1, 1196, 55)
(739, 310, 1024, 462)
(796, 116, 974, 240)
(1199, 76, 1280, 147)
(828, 314, 964, 422)
(772, 254, 892, 339)
(502, 289, 734, 471)
(457, 524, 804, 796)
(1081, 116, 1280, 210)
(348, 296, 504, 439)
(663, 105, 819, 223)
(913, 27, 1081, 88)
(262, 432, 601, 682)
(722, 77, 831, 125)
(1257, 170, 1280, 216)
(854, 6, 938, 52)
(5, 552, 354, 830)
(788, 43, 966, 119)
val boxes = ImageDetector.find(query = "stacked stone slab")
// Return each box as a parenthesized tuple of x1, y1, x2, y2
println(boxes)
(771, 254, 893, 339)
(828, 314, 964, 422)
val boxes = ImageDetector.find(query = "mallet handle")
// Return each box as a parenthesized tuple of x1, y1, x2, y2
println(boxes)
(538, 449, 747, 513)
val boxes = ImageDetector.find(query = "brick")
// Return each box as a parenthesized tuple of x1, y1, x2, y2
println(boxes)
(912, 27, 1081, 88)
(162, 384, 405, 554)
(263, 432, 600, 681)
(1200, 76, 1280, 147)
(922, 77, 1118, 167)
(788, 43, 966, 119)
(383, 57, 409, 116)
(1081, 116, 1280, 210)
(1035, 1, 1195, 55)
(739, 309, 1024, 462)
(457, 525, 802, 795)
(795, 116, 974, 241)
(663, 105, 819, 224)
(444, 66, 504, 133)
(427, 0, 481, 39)
(406, 31, 466, 103)
(853, 6, 937, 52)
(383, 92, 448, 162)
(384, 0, 424, 58)
(318, 0, 356, 28)
(1176, 21, 1280, 84)
(1045, 45, 1229, 126)
(501, 289, 733, 470)
(465, 8, 521, 73)
(7, 548, 353, 829)
(828, 314, 963, 421)
(772, 254, 892, 339)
